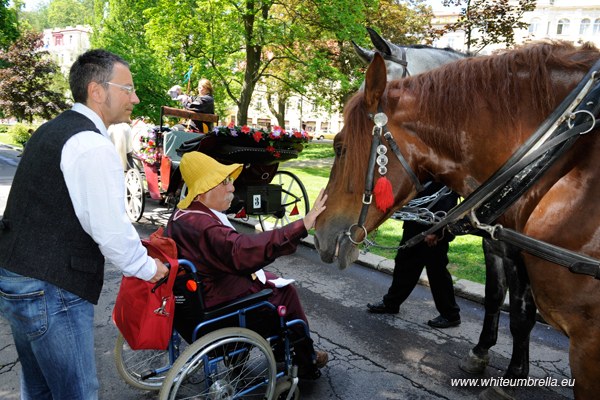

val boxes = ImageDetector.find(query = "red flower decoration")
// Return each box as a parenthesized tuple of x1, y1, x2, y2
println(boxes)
(266, 145, 275, 153)
(227, 121, 235, 128)
(241, 125, 251, 134)
(273, 151, 281, 158)
(252, 131, 263, 143)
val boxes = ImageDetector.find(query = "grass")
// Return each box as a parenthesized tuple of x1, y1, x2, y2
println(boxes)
(281, 143, 486, 284)
(0, 126, 17, 146)
(0, 124, 24, 148)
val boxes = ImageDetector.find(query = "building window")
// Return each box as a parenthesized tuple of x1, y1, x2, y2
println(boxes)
(529, 18, 540, 34)
(594, 19, 600, 35)
(580, 19, 591, 35)
(557, 19, 570, 35)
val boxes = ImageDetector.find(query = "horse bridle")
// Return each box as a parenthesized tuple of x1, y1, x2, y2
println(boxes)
(382, 47, 410, 78)
(345, 107, 424, 245)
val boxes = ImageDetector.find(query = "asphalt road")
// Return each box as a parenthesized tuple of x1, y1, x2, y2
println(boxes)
(0, 146, 573, 399)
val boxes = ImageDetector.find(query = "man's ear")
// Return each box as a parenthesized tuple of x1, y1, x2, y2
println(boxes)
(87, 81, 106, 105)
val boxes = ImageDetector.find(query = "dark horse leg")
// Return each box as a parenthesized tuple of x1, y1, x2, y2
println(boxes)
(459, 239, 537, 399)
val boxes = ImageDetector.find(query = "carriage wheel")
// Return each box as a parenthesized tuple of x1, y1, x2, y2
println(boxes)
(158, 327, 276, 400)
(114, 333, 172, 391)
(125, 167, 145, 222)
(259, 171, 310, 231)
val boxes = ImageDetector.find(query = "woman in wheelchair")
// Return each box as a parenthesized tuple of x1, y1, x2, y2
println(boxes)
(165, 152, 329, 379)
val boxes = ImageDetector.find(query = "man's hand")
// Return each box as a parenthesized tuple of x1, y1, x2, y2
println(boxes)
(149, 259, 169, 283)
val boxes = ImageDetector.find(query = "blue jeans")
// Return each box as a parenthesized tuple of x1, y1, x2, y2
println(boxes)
(0, 267, 98, 400)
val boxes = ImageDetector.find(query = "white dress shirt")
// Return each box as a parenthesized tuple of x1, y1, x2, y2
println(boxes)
(60, 103, 156, 280)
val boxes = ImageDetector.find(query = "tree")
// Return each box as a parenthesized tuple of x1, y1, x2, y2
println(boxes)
(0, 31, 68, 123)
(366, 0, 434, 45)
(92, 0, 170, 122)
(47, 0, 87, 28)
(144, 0, 381, 125)
(0, 0, 19, 50)
(439, 0, 536, 53)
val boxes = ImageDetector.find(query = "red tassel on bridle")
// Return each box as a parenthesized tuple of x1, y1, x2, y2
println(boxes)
(374, 176, 394, 211)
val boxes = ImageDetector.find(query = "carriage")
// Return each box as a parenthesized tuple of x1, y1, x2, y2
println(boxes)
(124, 106, 311, 230)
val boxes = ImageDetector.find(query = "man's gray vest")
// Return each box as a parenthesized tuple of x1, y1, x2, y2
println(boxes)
(0, 110, 106, 304)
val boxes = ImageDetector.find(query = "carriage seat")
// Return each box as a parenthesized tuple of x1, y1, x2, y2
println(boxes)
(163, 130, 204, 164)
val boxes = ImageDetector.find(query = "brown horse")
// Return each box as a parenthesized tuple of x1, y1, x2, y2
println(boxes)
(314, 41, 600, 399)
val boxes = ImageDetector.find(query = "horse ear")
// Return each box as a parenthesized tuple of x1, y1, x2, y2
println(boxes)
(364, 52, 387, 114)
(367, 27, 391, 56)
(352, 40, 374, 64)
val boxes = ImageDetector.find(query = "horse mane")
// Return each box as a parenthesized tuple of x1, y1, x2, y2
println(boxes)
(338, 40, 600, 194)
(401, 40, 600, 143)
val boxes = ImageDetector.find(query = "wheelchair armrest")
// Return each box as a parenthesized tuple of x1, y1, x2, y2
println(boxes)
(201, 289, 273, 321)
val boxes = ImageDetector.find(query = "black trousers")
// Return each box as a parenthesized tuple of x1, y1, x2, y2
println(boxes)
(383, 239, 460, 320)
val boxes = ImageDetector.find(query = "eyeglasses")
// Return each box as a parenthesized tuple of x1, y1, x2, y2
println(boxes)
(222, 176, 234, 185)
(104, 81, 136, 95)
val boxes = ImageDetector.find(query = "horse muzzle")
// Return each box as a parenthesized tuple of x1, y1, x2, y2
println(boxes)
(315, 229, 360, 269)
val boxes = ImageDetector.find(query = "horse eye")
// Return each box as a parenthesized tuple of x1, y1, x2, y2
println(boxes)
(334, 144, 344, 158)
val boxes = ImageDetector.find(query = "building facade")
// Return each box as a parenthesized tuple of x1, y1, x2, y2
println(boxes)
(432, 0, 600, 54)
(232, 85, 344, 136)
(42, 25, 92, 74)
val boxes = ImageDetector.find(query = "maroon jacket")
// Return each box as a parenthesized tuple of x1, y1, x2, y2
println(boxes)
(165, 201, 308, 308)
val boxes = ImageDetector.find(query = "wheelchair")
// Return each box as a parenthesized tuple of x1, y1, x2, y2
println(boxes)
(115, 259, 312, 399)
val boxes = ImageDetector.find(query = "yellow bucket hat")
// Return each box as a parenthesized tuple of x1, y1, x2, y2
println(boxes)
(177, 152, 243, 209)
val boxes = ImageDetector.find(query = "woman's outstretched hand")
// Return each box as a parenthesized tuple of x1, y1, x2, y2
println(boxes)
(304, 188, 328, 230)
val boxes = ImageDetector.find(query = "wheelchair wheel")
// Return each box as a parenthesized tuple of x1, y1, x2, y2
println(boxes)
(273, 378, 300, 400)
(125, 167, 145, 222)
(114, 333, 171, 391)
(159, 327, 276, 400)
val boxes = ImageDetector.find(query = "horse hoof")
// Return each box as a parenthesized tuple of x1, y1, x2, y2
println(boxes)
(478, 386, 515, 400)
(459, 349, 489, 374)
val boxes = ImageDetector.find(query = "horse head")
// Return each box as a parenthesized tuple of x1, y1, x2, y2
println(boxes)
(354, 27, 468, 86)
(314, 53, 427, 268)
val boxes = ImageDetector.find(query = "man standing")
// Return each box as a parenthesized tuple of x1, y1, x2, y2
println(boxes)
(0, 49, 168, 399)
(367, 182, 461, 328)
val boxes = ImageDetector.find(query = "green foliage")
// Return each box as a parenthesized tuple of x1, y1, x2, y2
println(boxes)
(92, 0, 170, 123)
(8, 123, 34, 145)
(0, 0, 19, 50)
(47, 0, 87, 27)
(365, 0, 434, 45)
(0, 31, 68, 123)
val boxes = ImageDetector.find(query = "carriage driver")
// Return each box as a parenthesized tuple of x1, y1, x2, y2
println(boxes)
(165, 152, 329, 378)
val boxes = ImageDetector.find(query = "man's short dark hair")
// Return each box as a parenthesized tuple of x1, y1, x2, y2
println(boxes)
(69, 49, 129, 104)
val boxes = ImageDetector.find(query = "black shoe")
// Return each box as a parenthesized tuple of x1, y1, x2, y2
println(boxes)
(427, 315, 461, 328)
(367, 301, 399, 314)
